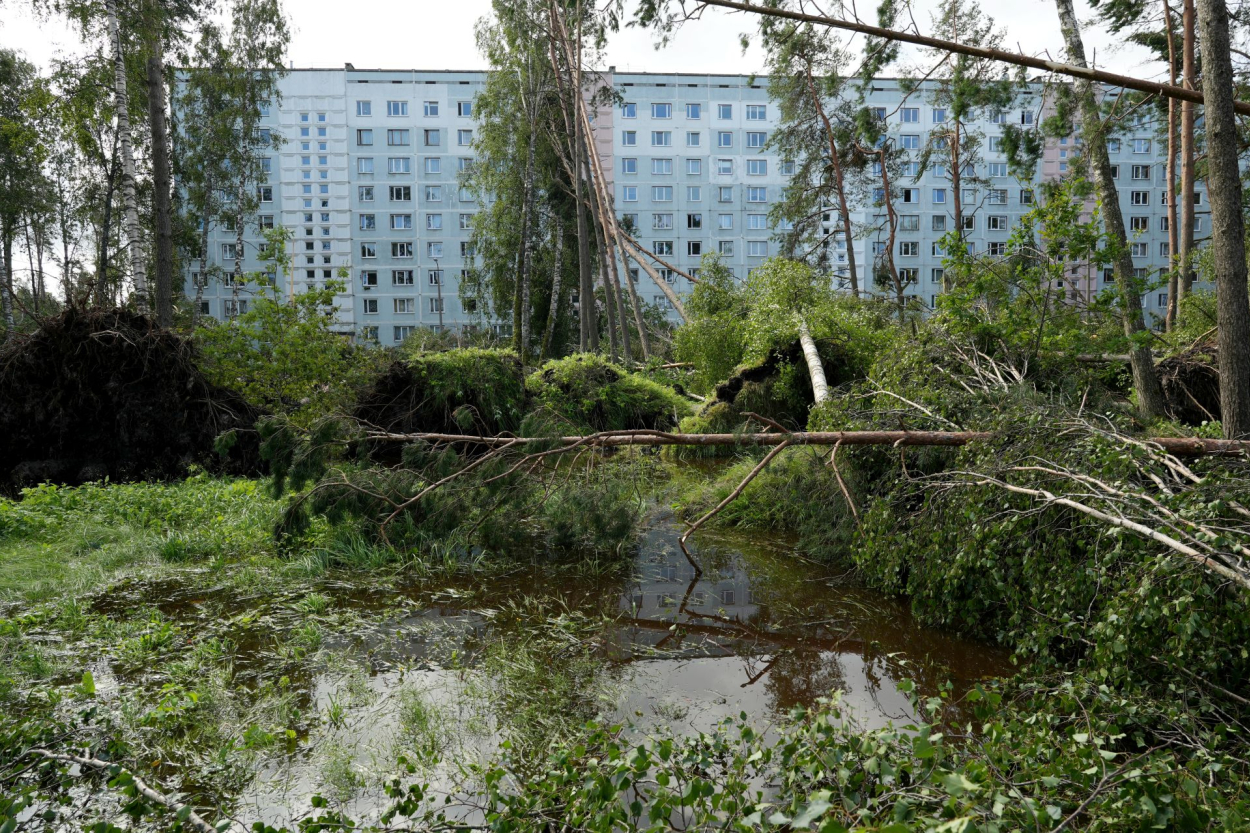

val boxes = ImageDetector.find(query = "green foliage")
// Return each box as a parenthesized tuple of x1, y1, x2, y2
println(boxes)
(526, 354, 693, 433)
(672, 254, 749, 393)
(393, 346, 527, 434)
(197, 228, 382, 424)
(742, 258, 838, 363)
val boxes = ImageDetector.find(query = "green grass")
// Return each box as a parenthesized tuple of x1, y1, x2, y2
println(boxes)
(0, 474, 285, 602)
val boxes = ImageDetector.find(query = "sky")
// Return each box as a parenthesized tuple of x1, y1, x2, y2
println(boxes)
(2, 0, 1165, 81)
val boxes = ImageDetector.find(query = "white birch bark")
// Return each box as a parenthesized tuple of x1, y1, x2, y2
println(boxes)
(799, 320, 830, 404)
(106, 0, 148, 312)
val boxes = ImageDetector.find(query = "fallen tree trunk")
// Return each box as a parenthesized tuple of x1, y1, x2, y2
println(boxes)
(362, 428, 1250, 456)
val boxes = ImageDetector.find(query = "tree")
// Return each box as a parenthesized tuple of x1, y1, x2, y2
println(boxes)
(744, 258, 834, 404)
(911, 0, 1021, 290)
(1195, 0, 1250, 439)
(1055, 0, 1167, 420)
(0, 50, 50, 337)
(763, 19, 865, 296)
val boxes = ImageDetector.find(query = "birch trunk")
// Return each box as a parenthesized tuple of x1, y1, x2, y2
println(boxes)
(107, 0, 149, 313)
(1056, 0, 1167, 419)
(618, 235, 688, 320)
(1196, 0, 1250, 439)
(515, 131, 536, 359)
(617, 235, 652, 360)
(799, 320, 830, 404)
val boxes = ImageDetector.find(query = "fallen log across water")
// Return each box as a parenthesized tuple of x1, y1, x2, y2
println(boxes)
(363, 428, 1250, 457)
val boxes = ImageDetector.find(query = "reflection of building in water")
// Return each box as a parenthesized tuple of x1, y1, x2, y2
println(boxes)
(623, 549, 759, 623)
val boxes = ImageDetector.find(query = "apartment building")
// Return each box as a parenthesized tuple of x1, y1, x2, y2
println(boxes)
(187, 67, 1204, 342)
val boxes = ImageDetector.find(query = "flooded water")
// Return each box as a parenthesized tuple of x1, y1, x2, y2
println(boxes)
(83, 512, 1011, 826)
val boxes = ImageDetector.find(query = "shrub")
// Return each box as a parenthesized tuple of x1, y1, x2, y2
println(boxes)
(525, 354, 692, 433)
(354, 348, 527, 437)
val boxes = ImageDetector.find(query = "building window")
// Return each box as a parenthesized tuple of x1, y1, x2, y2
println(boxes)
(899, 214, 919, 231)
(901, 134, 920, 150)
(360, 242, 376, 259)
(748, 214, 767, 230)
(387, 129, 410, 146)
(932, 108, 947, 123)
(359, 213, 376, 230)
(932, 214, 946, 231)
(686, 103, 702, 119)
(622, 158, 637, 174)
(687, 185, 701, 201)
(424, 129, 441, 146)
(1131, 190, 1150, 205)
(425, 185, 442, 202)
(653, 186, 674, 202)
(747, 240, 767, 257)
(1132, 138, 1151, 154)
(258, 186, 273, 202)
(1130, 216, 1149, 231)
(427, 242, 443, 258)
(686, 131, 701, 147)
(390, 214, 412, 230)
(392, 242, 412, 258)
(1131, 165, 1151, 180)
(362, 298, 378, 314)
(900, 107, 919, 123)
(652, 102, 672, 119)
(746, 104, 766, 121)
(901, 188, 919, 204)
(623, 185, 638, 202)
(426, 213, 442, 230)
(1020, 189, 1035, 204)
(457, 101, 473, 117)
(719, 240, 734, 255)
(394, 326, 413, 342)
(360, 270, 378, 287)
(653, 213, 674, 230)
(717, 213, 733, 230)
(718, 103, 732, 120)
(429, 298, 444, 314)
(388, 157, 411, 174)
(387, 101, 407, 117)
(458, 129, 472, 146)
(422, 101, 439, 117)
(717, 131, 733, 148)
(654, 241, 673, 256)
(392, 269, 414, 286)
(746, 131, 766, 148)
(747, 159, 767, 176)
(988, 189, 1008, 205)
(900, 241, 919, 256)
(747, 186, 766, 203)
(716, 158, 733, 175)
(718, 186, 732, 202)
(652, 131, 672, 147)
(686, 158, 702, 175)
(1131, 242, 1149, 257)
(622, 130, 636, 146)
(652, 158, 673, 175)
(622, 102, 636, 118)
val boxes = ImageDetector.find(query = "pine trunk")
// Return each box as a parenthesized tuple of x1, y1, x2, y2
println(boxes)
(1196, 0, 1250, 439)
(1055, 0, 1167, 420)
(515, 132, 536, 359)
(617, 236, 652, 360)
(1179, 0, 1197, 300)
(107, 0, 149, 313)
(1163, 0, 1180, 331)
(803, 68, 858, 296)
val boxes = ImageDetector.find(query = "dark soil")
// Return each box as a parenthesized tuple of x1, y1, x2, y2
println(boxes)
(1158, 343, 1222, 426)
(0, 308, 262, 489)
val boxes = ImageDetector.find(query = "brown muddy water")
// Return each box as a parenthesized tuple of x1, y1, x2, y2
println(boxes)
(80, 512, 1011, 826)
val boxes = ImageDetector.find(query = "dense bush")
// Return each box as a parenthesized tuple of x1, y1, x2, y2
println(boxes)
(354, 348, 527, 437)
(525, 354, 693, 433)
